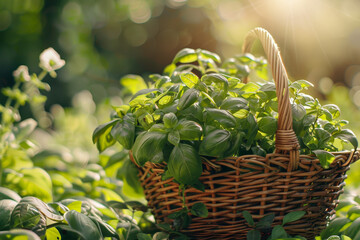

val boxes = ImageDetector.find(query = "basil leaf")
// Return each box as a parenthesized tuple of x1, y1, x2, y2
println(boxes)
(200, 49, 221, 63)
(190, 202, 208, 218)
(0, 199, 17, 230)
(292, 104, 306, 121)
(168, 143, 202, 185)
(220, 97, 248, 112)
(168, 130, 180, 146)
(242, 210, 254, 226)
(64, 210, 102, 240)
(270, 225, 287, 239)
(178, 88, 200, 111)
(92, 119, 118, 152)
(321, 218, 351, 239)
(177, 120, 202, 141)
(201, 73, 229, 92)
(247, 230, 261, 240)
(111, 114, 135, 150)
(313, 150, 335, 169)
(258, 116, 277, 135)
(333, 129, 358, 149)
(172, 48, 197, 64)
(204, 108, 236, 129)
(180, 72, 199, 88)
(163, 112, 178, 129)
(199, 129, 231, 157)
(344, 218, 360, 239)
(130, 88, 160, 101)
(315, 128, 331, 149)
(282, 211, 306, 225)
(131, 131, 167, 166)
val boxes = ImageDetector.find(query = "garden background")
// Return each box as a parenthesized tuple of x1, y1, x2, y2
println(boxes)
(2, 0, 360, 239)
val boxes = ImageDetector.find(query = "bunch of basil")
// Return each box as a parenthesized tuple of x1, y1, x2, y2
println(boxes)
(93, 48, 358, 187)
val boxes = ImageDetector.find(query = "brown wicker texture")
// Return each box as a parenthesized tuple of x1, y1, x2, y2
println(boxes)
(130, 28, 360, 239)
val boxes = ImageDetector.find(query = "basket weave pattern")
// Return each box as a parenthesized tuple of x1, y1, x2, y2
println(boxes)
(133, 151, 359, 239)
(131, 28, 360, 239)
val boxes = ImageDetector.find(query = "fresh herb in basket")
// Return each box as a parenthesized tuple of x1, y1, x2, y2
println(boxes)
(94, 28, 360, 239)
(93, 47, 358, 186)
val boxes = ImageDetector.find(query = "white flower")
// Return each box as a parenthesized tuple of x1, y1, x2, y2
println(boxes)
(39, 48, 65, 73)
(13, 65, 31, 82)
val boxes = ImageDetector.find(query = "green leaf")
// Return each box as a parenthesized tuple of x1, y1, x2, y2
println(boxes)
(199, 129, 231, 157)
(313, 150, 335, 169)
(347, 206, 360, 221)
(152, 232, 170, 240)
(180, 72, 199, 88)
(321, 218, 351, 239)
(92, 120, 118, 152)
(292, 104, 306, 121)
(116, 159, 144, 198)
(334, 129, 358, 149)
(45, 227, 62, 240)
(205, 108, 236, 128)
(10, 202, 42, 229)
(172, 48, 197, 64)
(106, 200, 129, 210)
(168, 143, 202, 185)
(0, 229, 41, 240)
(168, 130, 180, 146)
(89, 216, 119, 240)
(220, 97, 248, 112)
(200, 49, 221, 63)
(177, 88, 200, 111)
(4, 168, 53, 202)
(64, 210, 102, 240)
(315, 128, 332, 148)
(256, 213, 275, 230)
(341, 236, 352, 240)
(163, 112, 178, 129)
(19, 197, 63, 221)
(111, 114, 135, 150)
(190, 203, 208, 218)
(344, 218, 360, 239)
(270, 225, 288, 239)
(66, 201, 82, 212)
(131, 131, 167, 166)
(327, 236, 341, 240)
(130, 88, 160, 101)
(125, 201, 148, 212)
(2, 148, 33, 171)
(242, 210, 255, 226)
(0, 199, 17, 230)
(137, 233, 153, 240)
(201, 74, 229, 92)
(282, 211, 306, 225)
(233, 109, 249, 119)
(120, 74, 148, 94)
(13, 118, 37, 142)
(247, 229, 261, 240)
(176, 120, 202, 141)
(258, 116, 277, 135)
(0, 187, 21, 202)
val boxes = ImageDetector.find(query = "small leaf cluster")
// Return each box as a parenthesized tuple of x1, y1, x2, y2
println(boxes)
(317, 191, 360, 240)
(242, 210, 306, 240)
(94, 47, 358, 188)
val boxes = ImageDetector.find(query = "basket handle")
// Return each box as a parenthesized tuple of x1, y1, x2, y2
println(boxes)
(242, 27, 300, 170)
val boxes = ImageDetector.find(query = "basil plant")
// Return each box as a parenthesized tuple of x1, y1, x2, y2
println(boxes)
(93, 48, 358, 187)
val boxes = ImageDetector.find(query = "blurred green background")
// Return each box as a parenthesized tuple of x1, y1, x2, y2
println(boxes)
(2, 0, 360, 105)
(2, 0, 360, 181)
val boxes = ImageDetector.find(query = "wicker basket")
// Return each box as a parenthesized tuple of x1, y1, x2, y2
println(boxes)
(130, 28, 360, 240)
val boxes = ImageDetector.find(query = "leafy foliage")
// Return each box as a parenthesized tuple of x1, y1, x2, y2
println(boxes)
(94, 47, 358, 191)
